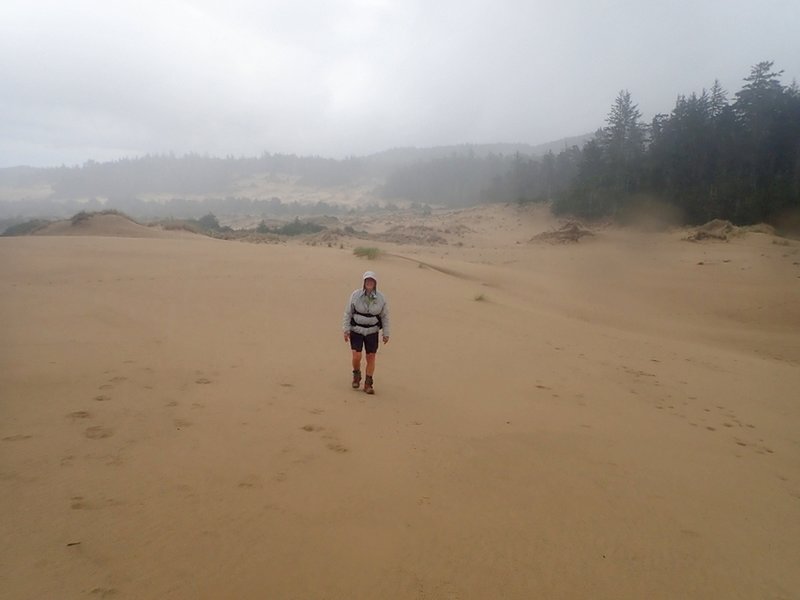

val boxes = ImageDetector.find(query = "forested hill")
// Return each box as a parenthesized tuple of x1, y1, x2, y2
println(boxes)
(482, 61, 800, 228)
(365, 135, 593, 168)
(0, 136, 591, 203)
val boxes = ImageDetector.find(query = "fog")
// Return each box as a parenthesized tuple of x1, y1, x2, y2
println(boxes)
(1, 0, 798, 167)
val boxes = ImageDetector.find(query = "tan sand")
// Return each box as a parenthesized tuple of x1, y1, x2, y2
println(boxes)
(34, 213, 200, 239)
(1, 204, 799, 599)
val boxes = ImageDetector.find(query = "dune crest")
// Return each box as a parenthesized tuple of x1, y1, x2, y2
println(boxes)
(34, 212, 201, 239)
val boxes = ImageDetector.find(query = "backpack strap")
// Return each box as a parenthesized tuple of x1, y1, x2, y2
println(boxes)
(350, 304, 382, 329)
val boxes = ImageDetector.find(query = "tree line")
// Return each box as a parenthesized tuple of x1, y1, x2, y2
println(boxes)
(489, 61, 800, 226)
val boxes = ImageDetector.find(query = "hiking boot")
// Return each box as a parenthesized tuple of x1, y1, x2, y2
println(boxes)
(364, 375, 374, 395)
(352, 370, 361, 389)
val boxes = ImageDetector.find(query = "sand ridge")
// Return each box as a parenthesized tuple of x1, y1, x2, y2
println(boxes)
(34, 212, 203, 239)
(1, 203, 799, 599)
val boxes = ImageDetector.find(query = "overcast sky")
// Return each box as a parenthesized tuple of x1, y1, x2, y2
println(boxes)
(1, 0, 798, 167)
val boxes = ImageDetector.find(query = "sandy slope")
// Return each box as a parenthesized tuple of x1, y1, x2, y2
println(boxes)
(34, 213, 200, 239)
(1, 205, 799, 599)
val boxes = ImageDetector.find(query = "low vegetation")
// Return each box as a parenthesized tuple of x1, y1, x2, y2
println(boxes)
(353, 246, 381, 259)
(258, 217, 324, 236)
(1, 219, 50, 236)
(70, 209, 133, 225)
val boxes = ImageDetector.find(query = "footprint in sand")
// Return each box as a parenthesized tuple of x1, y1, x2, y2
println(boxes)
(90, 587, 118, 598)
(94, 395, 111, 402)
(301, 424, 325, 432)
(70, 496, 88, 509)
(300, 427, 350, 454)
(2, 434, 32, 442)
(195, 378, 212, 385)
(173, 419, 192, 430)
(84, 426, 113, 439)
(71, 496, 121, 510)
(238, 475, 263, 489)
(680, 529, 701, 538)
(68, 411, 92, 419)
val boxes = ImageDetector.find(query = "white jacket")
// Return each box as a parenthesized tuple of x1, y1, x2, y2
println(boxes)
(342, 289, 390, 337)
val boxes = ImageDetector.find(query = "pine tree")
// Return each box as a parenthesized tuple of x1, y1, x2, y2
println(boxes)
(597, 90, 647, 212)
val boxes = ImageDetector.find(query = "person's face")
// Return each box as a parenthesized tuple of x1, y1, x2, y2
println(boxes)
(364, 278, 376, 291)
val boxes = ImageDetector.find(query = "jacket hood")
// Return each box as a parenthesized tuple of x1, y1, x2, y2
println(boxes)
(362, 270, 377, 283)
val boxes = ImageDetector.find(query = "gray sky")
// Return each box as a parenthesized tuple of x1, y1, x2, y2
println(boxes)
(1, 0, 798, 167)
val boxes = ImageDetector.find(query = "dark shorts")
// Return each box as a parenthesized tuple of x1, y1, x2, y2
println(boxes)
(350, 331, 379, 354)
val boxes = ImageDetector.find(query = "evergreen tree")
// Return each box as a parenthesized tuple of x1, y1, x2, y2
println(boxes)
(733, 61, 798, 221)
(554, 62, 799, 226)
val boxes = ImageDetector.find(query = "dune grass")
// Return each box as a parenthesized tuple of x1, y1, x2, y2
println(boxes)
(70, 209, 133, 226)
(353, 246, 381, 260)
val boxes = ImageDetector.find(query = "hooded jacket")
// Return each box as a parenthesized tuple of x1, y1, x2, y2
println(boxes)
(342, 272, 391, 338)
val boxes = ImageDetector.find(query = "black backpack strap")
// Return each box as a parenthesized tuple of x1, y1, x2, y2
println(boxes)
(351, 305, 382, 329)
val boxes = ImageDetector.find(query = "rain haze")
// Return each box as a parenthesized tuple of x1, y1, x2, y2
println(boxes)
(3, 2, 800, 599)
(1, 0, 798, 167)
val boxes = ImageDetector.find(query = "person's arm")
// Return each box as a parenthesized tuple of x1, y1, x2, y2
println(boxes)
(342, 292, 355, 341)
(380, 298, 390, 343)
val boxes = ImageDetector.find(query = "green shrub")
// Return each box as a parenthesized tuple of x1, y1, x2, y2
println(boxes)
(274, 218, 324, 236)
(198, 213, 221, 231)
(353, 246, 381, 260)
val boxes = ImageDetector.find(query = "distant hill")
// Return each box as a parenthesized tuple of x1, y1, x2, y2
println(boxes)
(363, 134, 594, 167)
(0, 134, 594, 220)
(9, 210, 197, 239)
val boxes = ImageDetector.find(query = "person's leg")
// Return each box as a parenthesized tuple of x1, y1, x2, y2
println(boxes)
(352, 350, 362, 371)
(350, 332, 364, 388)
(364, 356, 375, 394)
(363, 333, 379, 394)
(365, 353, 376, 376)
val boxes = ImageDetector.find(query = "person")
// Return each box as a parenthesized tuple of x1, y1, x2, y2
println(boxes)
(342, 270, 390, 394)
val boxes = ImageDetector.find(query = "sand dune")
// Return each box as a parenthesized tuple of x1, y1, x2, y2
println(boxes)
(34, 212, 200, 239)
(1, 204, 799, 599)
